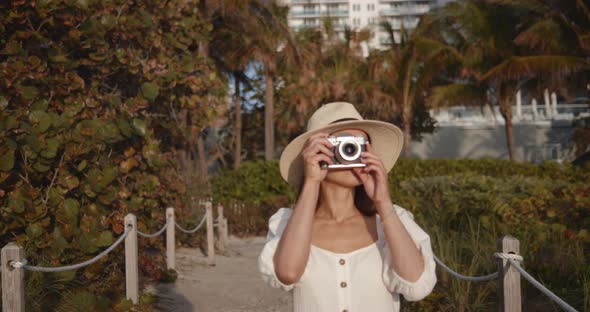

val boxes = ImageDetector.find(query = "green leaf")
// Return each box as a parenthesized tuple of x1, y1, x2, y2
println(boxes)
(77, 160, 88, 172)
(40, 138, 59, 159)
(8, 197, 25, 213)
(141, 82, 159, 100)
(0, 147, 15, 171)
(51, 228, 68, 253)
(33, 161, 51, 172)
(63, 198, 80, 221)
(26, 223, 44, 238)
(116, 119, 133, 137)
(96, 231, 113, 247)
(31, 99, 49, 111)
(131, 118, 146, 136)
(63, 175, 80, 190)
(101, 15, 116, 30)
(29, 110, 52, 132)
(22, 86, 39, 100)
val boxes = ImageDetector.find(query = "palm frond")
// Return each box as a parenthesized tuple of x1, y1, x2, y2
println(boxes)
(414, 37, 463, 63)
(514, 19, 563, 53)
(485, 0, 549, 14)
(576, 0, 590, 22)
(428, 83, 487, 108)
(480, 55, 590, 81)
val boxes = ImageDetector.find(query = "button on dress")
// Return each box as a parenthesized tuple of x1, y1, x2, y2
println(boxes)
(257, 204, 437, 312)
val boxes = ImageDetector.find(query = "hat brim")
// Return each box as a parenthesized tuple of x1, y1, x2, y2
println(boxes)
(279, 120, 404, 187)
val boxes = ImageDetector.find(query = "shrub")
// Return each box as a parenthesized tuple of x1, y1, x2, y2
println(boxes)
(0, 0, 224, 310)
(212, 158, 590, 311)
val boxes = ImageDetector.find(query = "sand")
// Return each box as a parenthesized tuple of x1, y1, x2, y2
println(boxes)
(150, 236, 292, 312)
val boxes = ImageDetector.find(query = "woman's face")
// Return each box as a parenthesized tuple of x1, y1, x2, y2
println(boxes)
(323, 128, 369, 188)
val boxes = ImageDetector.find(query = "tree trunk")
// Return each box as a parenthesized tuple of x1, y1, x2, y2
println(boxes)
(401, 47, 416, 158)
(504, 114, 515, 161)
(402, 104, 412, 157)
(234, 76, 242, 169)
(500, 100, 515, 160)
(264, 69, 275, 160)
(196, 134, 208, 182)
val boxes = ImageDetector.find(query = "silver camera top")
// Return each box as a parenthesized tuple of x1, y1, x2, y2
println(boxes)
(327, 134, 369, 167)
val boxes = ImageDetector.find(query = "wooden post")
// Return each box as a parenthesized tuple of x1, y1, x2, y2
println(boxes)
(216, 205, 227, 253)
(2, 243, 25, 312)
(166, 207, 176, 270)
(206, 201, 215, 265)
(223, 218, 229, 248)
(497, 235, 521, 312)
(124, 214, 139, 304)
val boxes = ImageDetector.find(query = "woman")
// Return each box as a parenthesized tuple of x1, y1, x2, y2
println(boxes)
(258, 102, 437, 312)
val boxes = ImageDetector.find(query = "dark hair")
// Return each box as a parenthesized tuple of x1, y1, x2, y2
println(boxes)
(296, 182, 376, 216)
(354, 186, 376, 216)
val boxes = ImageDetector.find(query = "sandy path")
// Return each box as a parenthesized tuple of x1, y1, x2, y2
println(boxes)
(151, 236, 293, 312)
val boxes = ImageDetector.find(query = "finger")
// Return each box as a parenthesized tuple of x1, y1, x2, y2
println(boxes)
(352, 167, 370, 183)
(310, 154, 333, 166)
(311, 137, 335, 150)
(361, 157, 386, 170)
(363, 164, 385, 177)
(305, 141, 334, 157)
(306, 132, 329, 146)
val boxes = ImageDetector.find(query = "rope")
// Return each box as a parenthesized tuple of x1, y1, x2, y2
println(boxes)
(175, 214, 207, 234)
(12, 225, 131, 272)
(433, 255, 499, 282)
(507, 258, 579, 312)
(137, 218, 169, 238)
(494, 252, 523, 262)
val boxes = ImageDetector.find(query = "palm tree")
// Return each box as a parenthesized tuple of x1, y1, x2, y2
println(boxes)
(240, 1, 299, 160)
(209, 1, 255, 169)
(428, 0, 589, 160)
(368, 18, 461, 157)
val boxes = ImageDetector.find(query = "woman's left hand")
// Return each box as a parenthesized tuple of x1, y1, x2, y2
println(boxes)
(352, 143, 392, 207)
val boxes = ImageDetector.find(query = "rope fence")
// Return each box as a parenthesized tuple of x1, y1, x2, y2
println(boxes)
(433, 236, 579, 312)
(1, 202, 229, 312)
(12, 225, 131, 273)
(137, 219, 170, 238)
(175, 214, 208, 234)
(1, 204, 582, 312)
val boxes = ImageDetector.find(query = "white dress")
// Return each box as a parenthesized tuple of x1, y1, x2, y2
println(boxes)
(257, 204, 437, 312)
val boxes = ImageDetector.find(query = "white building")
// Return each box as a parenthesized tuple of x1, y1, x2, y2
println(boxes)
(409, 99, 590, 163)
(281, 0, 443, 56)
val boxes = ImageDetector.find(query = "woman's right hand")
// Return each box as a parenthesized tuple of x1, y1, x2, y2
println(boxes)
(301, 132, 334, 183)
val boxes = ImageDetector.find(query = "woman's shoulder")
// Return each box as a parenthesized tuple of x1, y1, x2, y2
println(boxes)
(375, 203, 415, 222)
(269, 207, 293, 222)
(266, 207, 293, 237)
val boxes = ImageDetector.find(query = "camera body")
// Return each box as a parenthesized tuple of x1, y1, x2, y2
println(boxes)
(325, 134, 369, 169)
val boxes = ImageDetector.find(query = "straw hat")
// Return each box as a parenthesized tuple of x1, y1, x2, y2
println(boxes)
(279, 102, 404, 187)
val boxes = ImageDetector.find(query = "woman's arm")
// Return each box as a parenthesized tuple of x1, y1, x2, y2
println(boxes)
(376, 200, 425, 282)
(273, 132, 334, 285)
(353, 143, 424, 282)
(273, 180, 319, 285)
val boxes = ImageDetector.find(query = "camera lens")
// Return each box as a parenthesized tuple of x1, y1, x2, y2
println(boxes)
(343, 143, 357, 156)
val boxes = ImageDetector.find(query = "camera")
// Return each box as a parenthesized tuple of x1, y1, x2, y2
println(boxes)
(323, 134, 369, 169)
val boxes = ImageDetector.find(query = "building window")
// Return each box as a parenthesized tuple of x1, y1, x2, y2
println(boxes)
(352, 4, 360, 11)
(353, 18, 360, 26)
(367, 4, 375, 11)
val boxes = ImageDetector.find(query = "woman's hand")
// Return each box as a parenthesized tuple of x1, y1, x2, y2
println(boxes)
(302, 133, 334, 184)
(352, 143, 392, 208)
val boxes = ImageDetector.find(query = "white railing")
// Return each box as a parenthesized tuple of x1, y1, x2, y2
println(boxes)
(432, 104, 590, 126)
(1, 202, 228, 311)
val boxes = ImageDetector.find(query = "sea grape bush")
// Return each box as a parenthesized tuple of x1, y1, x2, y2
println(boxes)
(0, 0, 225, 310)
